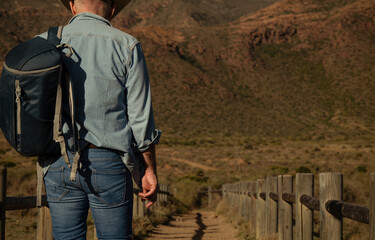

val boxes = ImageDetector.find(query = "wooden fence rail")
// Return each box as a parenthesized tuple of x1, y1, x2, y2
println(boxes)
(222, 172, 375, 240)
(197, 188, 222, 207)
(0, 167, 171, 240)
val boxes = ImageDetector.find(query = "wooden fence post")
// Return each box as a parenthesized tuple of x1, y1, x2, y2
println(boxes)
(37, 207, 53, 240)
(228, 184, 233, 211)
(266, 176, 278, 235)
(166, 185, 169, 202)
(238, 183, 242, 215)
(162, 185, 166, 202)
(133, 194, 139, 217)
(246, 182, 251, 222)
(296, 173, 314, 240)
(228, 184, 231, 204)
(163, 184, 167, 202)
(250, 181, 257, 232)
(0, 168, 6, 240)
(156, 184, 161, 207)
(222, 184, 227, 202)
(164, 185, 168, 202)
(229, 184, 233, 209)
(239, 182, 247, 218)
(228, 184, 233, 210)
(278, 175, 293, 240)
(235, 183, 240, 214)
(159, 184, 163, 203)
(256, 179, 266, 238)
(370, 173, 375, 240)
(226, 184, 229, 203)
(238, 183, 241, 210)
(139, 199, 145, 217)
(36, 163, 53, 240)
(208, 186, 212, 207)
(320, 173, 343, 240)
(234, 184, 238, 214)
(243, 182, 248, 218)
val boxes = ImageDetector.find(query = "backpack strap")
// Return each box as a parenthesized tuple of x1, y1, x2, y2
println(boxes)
(65, 75, 81, 181)
(53, 65, 72, 169)
(48, 26, 72, 171)
(47, 26, 62, 46)
(49, 26, 81, 181)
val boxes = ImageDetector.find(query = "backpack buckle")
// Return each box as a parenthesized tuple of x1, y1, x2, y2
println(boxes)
(57, 43, 74, 58)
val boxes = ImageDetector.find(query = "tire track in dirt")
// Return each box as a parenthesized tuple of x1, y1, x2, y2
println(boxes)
(168, 150, 217, 171)
(146, 210, 237, 240)
(170, 156, 217, 171)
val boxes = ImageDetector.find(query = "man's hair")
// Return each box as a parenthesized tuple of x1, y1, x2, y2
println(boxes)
(74, 0, 113, 19)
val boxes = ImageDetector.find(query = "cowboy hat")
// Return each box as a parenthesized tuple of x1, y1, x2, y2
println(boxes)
(60, 0, 131, 19)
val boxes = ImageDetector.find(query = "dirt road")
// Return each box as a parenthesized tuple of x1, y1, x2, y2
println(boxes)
(145, 210, 237, 240)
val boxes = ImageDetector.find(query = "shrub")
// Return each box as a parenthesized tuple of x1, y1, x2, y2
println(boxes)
(356, 164, 367, 173)
(296, 166, 312, 173)
(268, 165, 289, 175)
(0, 161, 16, 168)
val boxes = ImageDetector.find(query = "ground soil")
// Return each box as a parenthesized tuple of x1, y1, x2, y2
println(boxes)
(145, 210, 238, 240)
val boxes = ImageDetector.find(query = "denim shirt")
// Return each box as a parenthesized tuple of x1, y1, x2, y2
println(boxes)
(40, 13, 161, 180)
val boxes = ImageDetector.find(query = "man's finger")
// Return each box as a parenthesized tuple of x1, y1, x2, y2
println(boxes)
(146, 200, 155, 208)
(139, 189, 156, 198)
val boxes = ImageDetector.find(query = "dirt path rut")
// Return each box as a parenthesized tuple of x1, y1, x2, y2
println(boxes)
(145, 210, 237, 240)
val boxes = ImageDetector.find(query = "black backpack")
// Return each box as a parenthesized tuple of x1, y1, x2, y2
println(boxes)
(0, 27, 81, 181)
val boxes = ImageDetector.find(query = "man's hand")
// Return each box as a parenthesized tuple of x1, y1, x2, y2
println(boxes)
(138, 145, 158, 208)
(139, 169, 158, 208)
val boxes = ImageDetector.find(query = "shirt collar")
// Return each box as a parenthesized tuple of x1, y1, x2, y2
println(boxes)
(68, 12, 112, 27)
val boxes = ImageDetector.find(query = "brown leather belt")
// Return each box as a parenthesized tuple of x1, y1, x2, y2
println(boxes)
(87, 143, 118, 153)
(88, 143, 103, 149)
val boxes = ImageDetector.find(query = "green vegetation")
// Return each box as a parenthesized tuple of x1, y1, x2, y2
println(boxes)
(178, 170, 210, 183)
(356, 164, 367, 173)
(296, 166, 312, 173)
(268, 165, 289, 175)
(0, 0, 374, 238)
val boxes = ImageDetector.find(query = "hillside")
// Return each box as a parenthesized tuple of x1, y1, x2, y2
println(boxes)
(0, 1, 374, 239)
(0, 0, 374, 145)
(143, 0, 375, 144)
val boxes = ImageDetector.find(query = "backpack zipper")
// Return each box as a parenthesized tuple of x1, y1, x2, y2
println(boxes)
(15, 80, 21, 135)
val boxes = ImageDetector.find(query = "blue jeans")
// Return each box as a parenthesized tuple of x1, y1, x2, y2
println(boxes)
(44, 148, 133, 240)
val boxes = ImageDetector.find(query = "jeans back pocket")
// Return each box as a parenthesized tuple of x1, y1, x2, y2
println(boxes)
(91, 167, 129, 207)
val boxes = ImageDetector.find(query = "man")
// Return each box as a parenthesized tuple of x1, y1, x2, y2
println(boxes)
(41, 0, 160, 239)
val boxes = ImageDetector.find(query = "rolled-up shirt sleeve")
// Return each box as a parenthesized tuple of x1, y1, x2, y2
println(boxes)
(126, 42, 161, 152)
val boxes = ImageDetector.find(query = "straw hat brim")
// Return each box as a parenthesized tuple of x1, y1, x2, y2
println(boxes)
(60, 0, 131, 19)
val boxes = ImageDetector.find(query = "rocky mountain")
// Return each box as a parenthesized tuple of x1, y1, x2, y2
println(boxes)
(0, 0, 374, 145)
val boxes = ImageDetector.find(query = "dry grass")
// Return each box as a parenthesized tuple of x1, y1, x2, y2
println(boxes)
(0, 136, 374, 239)
(0, 0, 374, 238)
(157, 138, 375, 239)
(215, 199, 256, 240)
